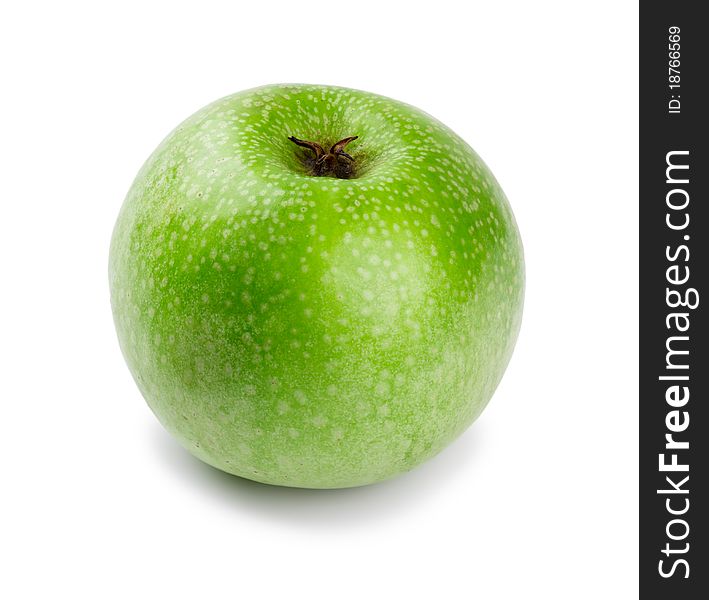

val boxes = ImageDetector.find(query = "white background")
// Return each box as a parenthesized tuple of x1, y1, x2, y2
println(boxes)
(0, 1, 638, 598)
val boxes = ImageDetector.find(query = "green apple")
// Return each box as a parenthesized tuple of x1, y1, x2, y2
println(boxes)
(109, 84, 524, 488)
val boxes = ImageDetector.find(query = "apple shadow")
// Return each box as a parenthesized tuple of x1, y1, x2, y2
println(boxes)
(149, 421, 487, 529)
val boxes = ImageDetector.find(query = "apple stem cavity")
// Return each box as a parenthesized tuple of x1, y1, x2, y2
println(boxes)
(288, 135, 359, 179)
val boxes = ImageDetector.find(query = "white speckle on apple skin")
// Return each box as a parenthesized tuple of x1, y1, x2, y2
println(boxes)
(109, 84, 524, 489)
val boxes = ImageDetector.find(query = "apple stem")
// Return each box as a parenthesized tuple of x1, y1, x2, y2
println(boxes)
(288, 135, 359, 179)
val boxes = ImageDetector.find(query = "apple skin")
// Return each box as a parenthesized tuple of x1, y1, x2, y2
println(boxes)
(109, 84, 524, 488)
